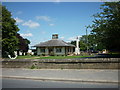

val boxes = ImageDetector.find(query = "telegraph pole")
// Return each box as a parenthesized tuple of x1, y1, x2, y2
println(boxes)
(85, 26, 88, 53)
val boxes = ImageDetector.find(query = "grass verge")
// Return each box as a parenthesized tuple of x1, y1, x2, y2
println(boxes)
(17, 55, 93, 59)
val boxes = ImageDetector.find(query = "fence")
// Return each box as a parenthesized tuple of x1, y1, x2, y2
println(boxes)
(1, 58, 120, 69)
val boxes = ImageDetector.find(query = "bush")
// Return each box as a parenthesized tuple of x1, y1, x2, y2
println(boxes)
(42, 53, 45, 56)
(30, 64, 38, 69)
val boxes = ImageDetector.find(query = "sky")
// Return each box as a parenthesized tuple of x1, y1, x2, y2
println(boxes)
(2, 2, 103, 48)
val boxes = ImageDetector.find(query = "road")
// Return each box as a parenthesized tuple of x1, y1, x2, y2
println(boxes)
(2, 68, 118, 83)
(2, 78, 118, 88)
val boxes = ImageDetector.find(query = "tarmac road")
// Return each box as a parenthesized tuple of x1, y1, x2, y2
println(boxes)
(1, 68, 119, 89)
(2, 68, 118, 83)
(2, 78, 118, 88)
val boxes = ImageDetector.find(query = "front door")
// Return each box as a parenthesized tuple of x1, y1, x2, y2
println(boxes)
(48, 48, 54, 56)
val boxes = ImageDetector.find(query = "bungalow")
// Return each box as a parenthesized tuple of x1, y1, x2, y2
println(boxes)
(34, 34, 75, 56)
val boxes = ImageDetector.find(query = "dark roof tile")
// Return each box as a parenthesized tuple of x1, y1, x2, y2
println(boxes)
(34, 39, 75, 47)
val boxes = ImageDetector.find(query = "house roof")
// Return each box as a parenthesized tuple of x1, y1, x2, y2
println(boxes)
(34, 39, 75, 47)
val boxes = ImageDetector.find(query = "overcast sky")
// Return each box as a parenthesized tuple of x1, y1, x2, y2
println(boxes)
(3, 2, 103, 48)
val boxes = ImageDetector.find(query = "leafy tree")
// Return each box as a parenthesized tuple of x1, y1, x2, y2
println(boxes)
(0, 4, 2, 57)
(16, 33, 30, 55)
(71, 36, 87, 51)
(2, 5, 19, 57)
(91, 2, 120, 52)
(71, 35, 101, 52)
(80, 35, 97, 51)
(80, 41, 87, 51)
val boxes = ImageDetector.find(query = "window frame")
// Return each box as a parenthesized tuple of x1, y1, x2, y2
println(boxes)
(56, 47, 62, 53)
(40, 48, 45, 53)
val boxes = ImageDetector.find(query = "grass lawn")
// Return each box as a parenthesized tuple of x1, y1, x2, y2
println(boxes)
(17, 55, 93, 59)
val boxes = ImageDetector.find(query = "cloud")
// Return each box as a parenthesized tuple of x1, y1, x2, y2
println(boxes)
(22, 20, 40, 28)
(16, 11, 22, 15)
(41, 31, 46, 34)
(36, 16, 51, 22)
(14, 17, 24, 23)
(60, 36, 64, 40)
(49, 23, 55, 26)
(68, 36, 82, 41)
(20, 33, 33, 37)
(68, 37, 76, 41)
(56, 0, 60, 2)
(54, 0, 61, 3)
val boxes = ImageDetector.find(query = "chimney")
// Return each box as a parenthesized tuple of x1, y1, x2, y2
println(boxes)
(52, 34, 58, 39)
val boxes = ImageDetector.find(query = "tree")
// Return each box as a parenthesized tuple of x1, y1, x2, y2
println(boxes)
(2, 6, 19, 57)
(0, 4, 2, 57)
(91, 2, 120, 52)
(80, 35, 98, 51)
(71, 35, 102, 52)
(16, 33, 30, 55)
(70, 36, 87, 51)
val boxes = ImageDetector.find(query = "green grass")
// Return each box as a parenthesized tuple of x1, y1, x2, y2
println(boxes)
(17, 55, 93, 59)
(36, 55, 91, 59)
(17, 55, 36, 59)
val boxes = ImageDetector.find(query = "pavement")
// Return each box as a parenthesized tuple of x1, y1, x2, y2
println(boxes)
(1, 68, 119, 83)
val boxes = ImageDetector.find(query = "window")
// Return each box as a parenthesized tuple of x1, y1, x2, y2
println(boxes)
(68, 47, 71, 52)
(56, 48, 62, 53)
(40, 48, 45, 53)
